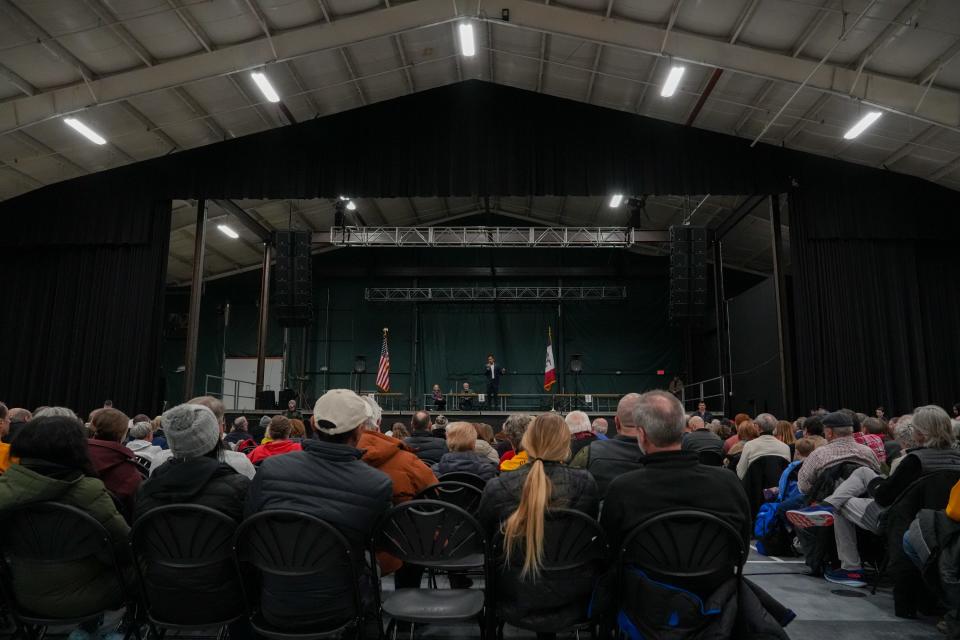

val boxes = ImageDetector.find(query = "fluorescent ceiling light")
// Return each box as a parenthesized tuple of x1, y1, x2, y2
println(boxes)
(251, 71, 280, 103)
(660, 66, 685, 98)
(346, 200, 357, 211)
(843, 111, 882, 140)
(459, 22, 476, 57)
(609, 194, 624, 208)
(217, 224, 239, 239)
(63, 118, 106, 145)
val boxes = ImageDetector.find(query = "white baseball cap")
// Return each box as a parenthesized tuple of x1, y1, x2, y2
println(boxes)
(313, 389, 372, 435)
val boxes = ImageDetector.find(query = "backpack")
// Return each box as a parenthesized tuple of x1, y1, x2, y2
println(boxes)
(754, 461, 802, 556)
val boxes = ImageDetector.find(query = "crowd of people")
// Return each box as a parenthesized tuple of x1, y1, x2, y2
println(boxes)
(1, 393, 960, 638)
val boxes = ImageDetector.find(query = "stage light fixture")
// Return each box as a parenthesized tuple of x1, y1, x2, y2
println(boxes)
(251, 71, 281, 103)
(569, 354, 583, 374)
(346, 200, 357, 211)
(217, 224, 239, 239)
(660, 65, 685, 98)
(354, 356, 367, 374)
(609, 194, 624, 208)
(843, 111, 882, 140)
(459, 22, 476, 57)
(64, 118, 106, 145)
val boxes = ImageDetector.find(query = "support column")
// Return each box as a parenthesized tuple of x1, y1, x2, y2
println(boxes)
(255, 242, 272, 403)
(183, 198, 206, 401)
(712, 236, 730, 417)
(769, 194, 793, 417)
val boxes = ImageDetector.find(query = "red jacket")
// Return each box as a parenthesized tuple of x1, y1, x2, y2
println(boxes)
(247, 439, 302, 465)
(87, 439, 142, 520)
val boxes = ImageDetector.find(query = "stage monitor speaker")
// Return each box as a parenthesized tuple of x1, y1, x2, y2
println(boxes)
(278, 388, 296, 407)
(256, 389, 277, 410)
(669, 225, 709, 320)
(273, 230, 313, 327)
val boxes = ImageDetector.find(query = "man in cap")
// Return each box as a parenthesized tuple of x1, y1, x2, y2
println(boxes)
(244, 389, 392, 630)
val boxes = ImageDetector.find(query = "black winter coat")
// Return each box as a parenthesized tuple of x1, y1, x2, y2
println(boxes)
(404, 433, 448, 465)
(432, 451, 497, 482)
(133, 456, 250, 624)
(244, 440, 392, 629)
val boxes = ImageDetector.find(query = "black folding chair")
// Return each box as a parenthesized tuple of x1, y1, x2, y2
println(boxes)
(234, 510, 368, 640)
(375, 500, 491, 639)
(697, 450, 724, 467)
(414, 482, 484, 514)
(0, 502, 140, 640)
(130, 504, 243, 639)
(438, 472, 488, 490)
(492, 509, 609, 638)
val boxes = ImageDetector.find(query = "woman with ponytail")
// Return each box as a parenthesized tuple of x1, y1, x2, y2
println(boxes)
(477, 413, 600, 632)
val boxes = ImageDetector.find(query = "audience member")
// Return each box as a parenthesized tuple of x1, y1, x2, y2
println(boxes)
(0, 415, 130, 621)
(796, 410, 881, 495)
(864, 416, 898, 461)
(494, 430, 513, 457)
(723, 412, 752, 453)
(283, 398, 303, 421)
(358, 414, 436, 504)
(244, 389, 392, 629)
(774, 420, 796, 452)
(432, 414, 449, 438)
(135, 404, 250, 522)
(681, 414, 723, 455)
(289, 418, 306, 439)
(390, 423, 410, 439)
(150, 415, 168, 449)
(851, 412, 887, 465)
(499, 414, 533, 471)
(803, 414, 828, 449)
(432, 421, 498, 481)
(0, 402, 9, 473)
(472, 422, 501, 465)
(404, 410, 447, 464)
(694, 400, 714, 423)
(432, 384, 446, 411)
(890, 415, 918, 473)
(727, 420, 759, 458)
(565, 410, 596, 460)
(252, 416, 271, 444)
(592, 417, 609, 440)
(126, 420, 163, 471)
(247, 416, 302, 465)
(224, 415, 249, 446)
(87, 408, 143, 519)
(736, 413, 791, 479)
(154, 397, 255, 480)
(601, 391, 751, 593)
(571, 393, 644, 497)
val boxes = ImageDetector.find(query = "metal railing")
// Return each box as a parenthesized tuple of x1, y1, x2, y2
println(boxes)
(366, 286, 627, 302)
(205, 374, 262, 411)
(679, 376, 727, 415)
(422, 393, 622, 413)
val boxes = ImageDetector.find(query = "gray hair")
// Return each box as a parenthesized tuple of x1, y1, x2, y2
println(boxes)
(616, 393, 642, 429)
(912, 405, 956, 449)
(895, 415, 917, 449)
(687, 415, 705, 431)
(233, 416, 248, 431)
(128, 421, 153, 440)
(565, 410, 592, 434)
(632, 390, 685, 447)
(363, 396, 382, 430)
(34, 406, 78, 419)
(755, 413, 777, 435)
(503, 413, 532, 445)
(592, 417, 608, 435)
(953, 419, 960, 442)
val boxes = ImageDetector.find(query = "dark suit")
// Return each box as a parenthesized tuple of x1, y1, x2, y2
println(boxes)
(483, 363, 503, 406)
(696, 410, 715, 423)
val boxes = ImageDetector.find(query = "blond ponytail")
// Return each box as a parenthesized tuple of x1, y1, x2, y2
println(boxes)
(502, 413, 570, 580)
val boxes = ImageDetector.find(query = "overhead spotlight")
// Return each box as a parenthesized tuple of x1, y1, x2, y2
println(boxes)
(251, 71, 281, 103)
(217, 224, 239, 239)
(660, 65, 685, 98)
(609, 194, 624, 208)
(459, 22, 476, 57)
(339, 195, 350, 201)
(346, 200, 357, 211)
(843, 111, 882, 140)
(63, 117, 106, 145)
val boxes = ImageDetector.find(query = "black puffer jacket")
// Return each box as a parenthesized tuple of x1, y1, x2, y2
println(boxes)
(405, 432, 448, 465)
(133, 457, 250, 624)
(244, 440, 392, 629)
(478, 462, 600, 630)
(432, 451, 497, 481)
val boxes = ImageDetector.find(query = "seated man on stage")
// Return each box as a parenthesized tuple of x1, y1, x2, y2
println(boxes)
(460, 382, 476, 411)
(483, 354, 506, 408)
(432, 384, 446, 411)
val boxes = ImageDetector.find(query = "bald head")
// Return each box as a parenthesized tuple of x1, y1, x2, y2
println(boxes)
(687, 415, 705, 432)
(615, 393, 642, 435)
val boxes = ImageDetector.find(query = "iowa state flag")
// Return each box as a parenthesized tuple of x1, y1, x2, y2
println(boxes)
(544, 326, 557, 391)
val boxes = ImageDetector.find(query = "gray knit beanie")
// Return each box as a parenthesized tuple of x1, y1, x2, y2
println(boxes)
(163, 404, 220, 459)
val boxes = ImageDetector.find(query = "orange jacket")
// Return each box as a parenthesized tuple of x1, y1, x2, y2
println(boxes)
(947, 479, 960, 521)
(0, 442, 11, 473)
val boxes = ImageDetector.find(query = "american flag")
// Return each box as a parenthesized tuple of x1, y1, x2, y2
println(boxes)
(376, 328, 390, 391)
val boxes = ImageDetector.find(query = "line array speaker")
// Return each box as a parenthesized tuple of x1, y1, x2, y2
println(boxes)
(669, 226, 708, 320)
(273, 230, 313, 327)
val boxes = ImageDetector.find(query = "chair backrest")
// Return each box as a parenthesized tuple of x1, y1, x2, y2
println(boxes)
(375, 499, 487, 566)
(0, 502, 129, 621)
(438, 471, 487, 490)
(414, 481, 484, 514)
(130, 504, 242, 627)
(494, 508, 608, 572)
(697, 450, 724, 467)
(234, 510, 363, 625)
(620, 510, 745, 581)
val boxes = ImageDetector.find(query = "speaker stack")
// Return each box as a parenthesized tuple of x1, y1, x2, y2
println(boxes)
(669, 226, 708, 321)
(273, 230, 313, 327)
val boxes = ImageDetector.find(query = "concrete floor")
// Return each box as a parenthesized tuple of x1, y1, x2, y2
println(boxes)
(16, 549, 944, 639)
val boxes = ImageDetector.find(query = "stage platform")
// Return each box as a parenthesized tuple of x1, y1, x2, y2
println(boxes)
(224, 410, 617, 431)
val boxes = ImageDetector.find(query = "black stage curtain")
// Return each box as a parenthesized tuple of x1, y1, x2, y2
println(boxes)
(0, 196, 170, 416)
(789, 167, 960, 414)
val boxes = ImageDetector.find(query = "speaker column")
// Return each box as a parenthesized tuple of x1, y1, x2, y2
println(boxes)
(272, 230, 314, 327)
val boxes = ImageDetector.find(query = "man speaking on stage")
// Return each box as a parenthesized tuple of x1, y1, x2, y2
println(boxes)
(484, 354, 506, 407)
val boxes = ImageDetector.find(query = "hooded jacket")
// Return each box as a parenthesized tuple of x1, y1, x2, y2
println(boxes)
(132, 456, 249, 624)
(0, 461, 130, 618)
(359, 430, 436, 504)
(432, 451, 498, 482)
(126, 439, 163, 474)
(475, 439, 501, 465)
(404, 432, 448, 465)
(247, 439, 302, 465)
(87, 439, 143, 520)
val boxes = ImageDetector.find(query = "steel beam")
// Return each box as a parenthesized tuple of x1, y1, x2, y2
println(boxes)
(324, 226, 665, 248)
(769, 194, 793, 417)
(365, 286, 627, 302)
(212, 199, 273, 242)
(255, 243, 272, 401)
(183, 198, 206, 400)
(714, 195, 765, 239)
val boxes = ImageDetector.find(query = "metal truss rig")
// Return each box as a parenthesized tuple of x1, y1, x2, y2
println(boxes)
(328, 226, 666, 248)
(365, 286, 627, 302)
